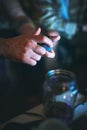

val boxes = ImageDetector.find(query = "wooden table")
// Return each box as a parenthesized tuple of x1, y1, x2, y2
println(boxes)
(0, 93, 87, 130)
(0, 104, 43, 130)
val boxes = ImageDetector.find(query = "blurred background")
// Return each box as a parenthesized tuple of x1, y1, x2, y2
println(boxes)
(0, 0, 87, 124)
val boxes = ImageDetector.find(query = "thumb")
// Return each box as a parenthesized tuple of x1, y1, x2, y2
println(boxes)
(34, 27, 41, 35)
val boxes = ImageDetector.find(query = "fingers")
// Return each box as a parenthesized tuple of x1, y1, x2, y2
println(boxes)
(27, 39, 55, 58)
(47, 30, 59, 36)
(32, 35, 53, 48)
(26, 39, 46, 55)
(47, 31, 61, 42)
(34, 45, 46, 55)
(23, 49, 42, 66)
(27, 29, 56, 62)
(23, 51, 55, 66)
(33, 44, 55, 59)
(23, 43, 55, 66)
(45, 50, 55, 58)
(33, 27, 53, 47)
(34, 27, 41, 35)
(23, 57, 37, 66)
(30, 52, 41, 61)
(18, 28, 59, 66)
(52, 35, 61, 42)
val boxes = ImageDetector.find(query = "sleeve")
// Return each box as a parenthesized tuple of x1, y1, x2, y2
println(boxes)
(34, 0, 78, 39)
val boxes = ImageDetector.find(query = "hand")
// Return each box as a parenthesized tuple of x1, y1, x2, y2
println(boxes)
(18, 23, 60, 59)
(2, 28, 56, 66)
(47, 30, 60, 43)
(40, 30, 60, 59)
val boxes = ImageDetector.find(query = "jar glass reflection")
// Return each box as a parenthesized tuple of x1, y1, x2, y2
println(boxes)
(42, 69, 78, 123)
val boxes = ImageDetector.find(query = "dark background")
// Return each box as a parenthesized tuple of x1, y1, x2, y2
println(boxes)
(0, 0, 87, 125)
(0, 29, 87, 124)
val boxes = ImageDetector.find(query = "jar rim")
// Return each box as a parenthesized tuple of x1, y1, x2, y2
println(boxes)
(47, 69, 76, 79)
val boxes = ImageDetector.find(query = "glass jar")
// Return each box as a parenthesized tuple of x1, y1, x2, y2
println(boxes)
(42, 69, 78, 123)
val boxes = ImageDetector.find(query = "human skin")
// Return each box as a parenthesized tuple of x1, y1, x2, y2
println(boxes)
(1, 0, 60, 66)
(0, 28, 59, 66)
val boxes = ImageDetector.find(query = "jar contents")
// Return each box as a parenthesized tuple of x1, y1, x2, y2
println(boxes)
(42, 69, 78, 123)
